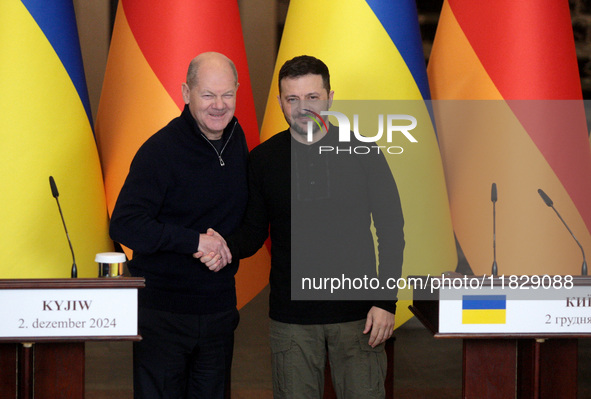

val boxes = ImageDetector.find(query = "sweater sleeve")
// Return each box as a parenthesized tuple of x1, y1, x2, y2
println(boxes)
(109, 140, 199, 255)
(364, 151, 405, 314)
(228, 147, 271, 259)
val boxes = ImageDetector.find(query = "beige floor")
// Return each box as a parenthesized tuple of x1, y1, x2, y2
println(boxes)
(86, 285, 591, 398)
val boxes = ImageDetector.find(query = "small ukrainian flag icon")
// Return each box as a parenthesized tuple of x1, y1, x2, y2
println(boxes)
(462, 295, 506, 324)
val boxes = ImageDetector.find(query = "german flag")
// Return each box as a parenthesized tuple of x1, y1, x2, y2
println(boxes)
(95, 0, 268, 308)
(428, 0, 591, 276)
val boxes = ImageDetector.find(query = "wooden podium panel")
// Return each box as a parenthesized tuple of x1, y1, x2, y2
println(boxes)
(31, 343, 85, 399)
(460, 338, 578, 398)
(0, 344, 17, 398)
(463, 339, 517, 398)
(0, 278, 143, 399)
(410, 275, 591, 399)
(0, 342, 86, 399)
(518, 339, 578, 398)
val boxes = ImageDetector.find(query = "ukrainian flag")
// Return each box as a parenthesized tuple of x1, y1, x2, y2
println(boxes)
(0, 0, 112, 277)
(462, 295, 506, 324)
(262, 0, 457, 326)
(95, 0, 269, 308)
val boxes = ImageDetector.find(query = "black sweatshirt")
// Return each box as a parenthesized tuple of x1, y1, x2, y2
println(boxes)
(231, 128, 404, 324)
(110, 105, 248, 314)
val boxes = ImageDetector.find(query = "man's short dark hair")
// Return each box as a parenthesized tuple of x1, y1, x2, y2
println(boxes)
(278, 55, 331, 94)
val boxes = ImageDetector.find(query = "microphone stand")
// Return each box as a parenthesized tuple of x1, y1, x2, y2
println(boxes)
(548, 205, 587, 276)
(49, 176, 77, 278)
(491, 183, 498, 276)
(538, 189, 587, 276)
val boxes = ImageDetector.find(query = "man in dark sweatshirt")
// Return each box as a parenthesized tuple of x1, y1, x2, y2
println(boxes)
(109, 52, 248, 399)
(199, 55, 405, 399)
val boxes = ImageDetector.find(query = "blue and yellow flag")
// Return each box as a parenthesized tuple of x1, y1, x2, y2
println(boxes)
(261, 0, 457, 326)
(0, 0, 112, 277)
(462, 295, 506, 324)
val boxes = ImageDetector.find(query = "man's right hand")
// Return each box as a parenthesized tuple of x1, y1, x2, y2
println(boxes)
(193, 228, 231, 272)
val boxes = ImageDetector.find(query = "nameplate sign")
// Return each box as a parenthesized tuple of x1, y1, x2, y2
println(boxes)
(433, 277, 591, 334)
(0, 278, 142, 341)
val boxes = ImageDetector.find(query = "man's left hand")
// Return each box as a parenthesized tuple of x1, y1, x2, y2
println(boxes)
(363, 306, 395, 348)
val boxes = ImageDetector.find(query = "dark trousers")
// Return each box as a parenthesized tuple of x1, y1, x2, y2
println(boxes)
(270, 319, 387, 399)
(134, 306, 239, 399)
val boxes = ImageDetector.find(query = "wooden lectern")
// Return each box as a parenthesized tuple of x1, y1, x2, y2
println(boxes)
(410, 275, 591, 399)
(0, 278, 143, 399)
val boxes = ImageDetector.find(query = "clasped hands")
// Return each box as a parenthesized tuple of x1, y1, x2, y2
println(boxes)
(193, 228, 230, 272)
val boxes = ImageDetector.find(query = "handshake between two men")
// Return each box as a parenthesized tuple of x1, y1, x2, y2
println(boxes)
(194, 228, 230, 272)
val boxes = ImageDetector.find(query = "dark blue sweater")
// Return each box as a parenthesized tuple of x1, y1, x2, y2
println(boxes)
(110, 105, 248, 314)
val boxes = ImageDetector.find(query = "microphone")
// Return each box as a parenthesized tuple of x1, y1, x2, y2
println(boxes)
(49, 176, 77, 278)
(538, 188, 552, 207)
(537, 189, 587, 276)
(491, 183, 498, 276)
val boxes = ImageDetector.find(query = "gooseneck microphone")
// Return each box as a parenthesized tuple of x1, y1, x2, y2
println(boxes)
(537, 188, 587, 276)
(491, 183, 498, 276)
(49, 176, 77, 278)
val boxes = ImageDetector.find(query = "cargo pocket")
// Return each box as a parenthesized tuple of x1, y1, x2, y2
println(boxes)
(351, 331, 387, 398)
(270, 332, 294, 396)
